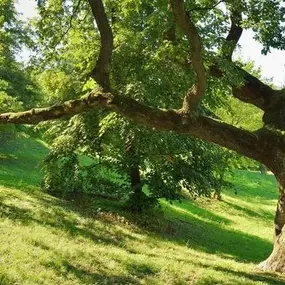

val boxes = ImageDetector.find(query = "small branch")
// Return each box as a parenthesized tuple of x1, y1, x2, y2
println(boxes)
(170, 0, 206, 113)
(88, 0, 114, 92)
(189, 0, 225, 13)
(59, 0, 82, 45)
(222, 10, 243, 59)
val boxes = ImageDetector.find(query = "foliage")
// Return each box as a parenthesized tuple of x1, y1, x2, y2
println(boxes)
(0, 0, 40, 107)
(27, 0, 243, 209)
(4, 0, 285, 273)
(40, 109, 231, 208)
(0, 0, 42, 143)
(5, 0, 282, 209)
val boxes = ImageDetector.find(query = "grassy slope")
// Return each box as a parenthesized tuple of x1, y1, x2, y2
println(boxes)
(0, 135, 285, 284)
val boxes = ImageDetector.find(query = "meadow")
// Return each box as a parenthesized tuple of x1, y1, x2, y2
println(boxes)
(0, 134, 284, 284)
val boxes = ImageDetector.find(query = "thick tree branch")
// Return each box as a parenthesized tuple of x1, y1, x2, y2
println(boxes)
(170, 0, 206, 113)
(232, 67, 276, 110)
(88, 0, 113, 91)
(222, 10, 243, 60)
(0, 92, 113, 124)
(213, 8, 278, 112)
(0, 90, 266, 163)
(210, 64, 275, 110)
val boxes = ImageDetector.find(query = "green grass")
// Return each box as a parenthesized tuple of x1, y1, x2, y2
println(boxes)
(0, 134, 285, 284)
(0, 133, 49, 191)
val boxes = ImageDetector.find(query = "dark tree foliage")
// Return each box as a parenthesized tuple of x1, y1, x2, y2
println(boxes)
(41, 110, 230, 211)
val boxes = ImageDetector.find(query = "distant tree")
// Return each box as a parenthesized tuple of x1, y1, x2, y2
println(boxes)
(41, 108, 229, 211)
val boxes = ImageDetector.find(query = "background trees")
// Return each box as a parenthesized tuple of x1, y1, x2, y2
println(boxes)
(0, 0, 41, 142)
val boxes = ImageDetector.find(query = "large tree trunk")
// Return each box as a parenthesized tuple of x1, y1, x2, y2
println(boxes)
(259, 178, 285, 272)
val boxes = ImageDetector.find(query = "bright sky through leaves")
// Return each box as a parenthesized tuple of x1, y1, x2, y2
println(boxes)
(16, 0, 285, 87)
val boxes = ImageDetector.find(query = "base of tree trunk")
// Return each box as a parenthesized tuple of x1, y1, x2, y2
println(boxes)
(257, 234, 285, 273)
(126, 190, 149, 212)
(259, 164, 267, 175)
(213, 191, 222, 201)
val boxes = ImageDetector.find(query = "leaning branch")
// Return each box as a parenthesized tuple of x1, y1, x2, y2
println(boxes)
(170, 0, 206, 113)
(210, 8, 277, 110)
(210, 64, 275, 110)
(0, 90, 265, 163)
(88, 0, 113, 91)
(0, 92, 113, 124)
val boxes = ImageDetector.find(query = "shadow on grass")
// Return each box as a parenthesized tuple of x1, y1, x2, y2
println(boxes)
(224, 200, 274, 220)
(0, 161, 282, 284)
(1, 187, 283, 284)
(44, 260, 140, 285)
(0, 197, 136, 248)
(170, 199, 231, 225)
(199, 264, 285, 285)
(1, 184, 273, 264)
(226, 171, 278, 201)
(0, 184, 273, 261)
(148, 201, 273, 263)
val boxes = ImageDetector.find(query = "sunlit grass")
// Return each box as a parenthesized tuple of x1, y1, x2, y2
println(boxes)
(0, 135, 284, 284)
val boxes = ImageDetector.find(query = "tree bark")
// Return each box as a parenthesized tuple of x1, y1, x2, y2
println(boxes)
(258, 174, 285, 272)
(124, 137, 147, 212)
(274, 185, 285, 237)
(128, 161, 145, 212)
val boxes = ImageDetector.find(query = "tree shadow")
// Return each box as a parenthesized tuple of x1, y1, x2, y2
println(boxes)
(0, 172, 283, 284)
(227, 171, 278, 201)
(43, 260, 140, 285)
(171, 199, 231, 225)
(0, 197, 137, 248)
(0, 186, 274, 263)
(199, 264, 285, 285)
(136, 199, 274, 263)
(223, 200, 274, 221)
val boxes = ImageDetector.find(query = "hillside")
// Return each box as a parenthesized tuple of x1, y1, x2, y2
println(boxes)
(0, 134, 285, 284)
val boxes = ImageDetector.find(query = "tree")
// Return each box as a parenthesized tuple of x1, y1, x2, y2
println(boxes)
(31, 1, 229, 211)
(2, 0, 285, 271)
(40, 108, 228, 211)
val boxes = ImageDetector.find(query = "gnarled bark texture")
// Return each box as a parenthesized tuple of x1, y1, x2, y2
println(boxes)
(259, 183, 285, 272)
(258, 164, 285, 272)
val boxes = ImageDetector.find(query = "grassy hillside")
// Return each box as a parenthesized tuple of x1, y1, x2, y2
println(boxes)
(0, 134, 285, 284)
